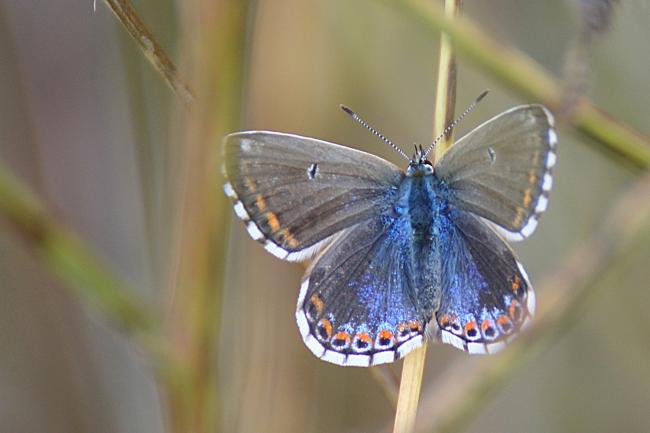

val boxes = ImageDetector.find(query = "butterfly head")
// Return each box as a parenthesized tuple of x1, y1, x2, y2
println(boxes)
(406, 144, 434, 176)
(341, 90, 489, 178)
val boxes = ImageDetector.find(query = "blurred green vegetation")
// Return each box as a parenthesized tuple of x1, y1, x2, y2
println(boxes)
(0, 1, 649, 433)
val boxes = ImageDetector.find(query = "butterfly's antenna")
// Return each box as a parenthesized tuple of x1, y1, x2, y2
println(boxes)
(423, 90, 489, 158)
(340, 104, 410, 161)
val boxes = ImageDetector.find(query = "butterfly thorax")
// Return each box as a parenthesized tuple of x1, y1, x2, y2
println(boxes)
(394, 171, 448, 230)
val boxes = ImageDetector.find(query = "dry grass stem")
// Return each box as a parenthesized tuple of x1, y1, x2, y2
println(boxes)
(101, 0, 194, 107)
(433, 0, 460, 161)
(393, 343, 429, 433)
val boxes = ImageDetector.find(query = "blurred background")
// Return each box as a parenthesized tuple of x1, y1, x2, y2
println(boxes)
(1, 1, 649, 433)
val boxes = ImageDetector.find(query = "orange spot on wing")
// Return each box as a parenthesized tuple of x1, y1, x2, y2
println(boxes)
(481, 320, 492, 332)
(497, 315, 513, 333)
(280, 228, 298, 248)
(333, 331, 351, 344)
(266, 212, 280, 232)
(409, 320, 422, 332)
(355, 332, 372, 344)
(377, 329, 396, 348)
(354, 332, 373, 350)
(309, 294, 324, 315)
(509, 300, 522, 321)
(513, 207, 525, 227)
(255, 194, 266, 212)
(244, 177, 257, 192)
(438, 314, 451, 328)
(523, 189, 532, 207)
(318, 319, 333, 339)
(528, 170, 538, 184)
(464, 321, 477, 333)
(511, 275, 522, 293)
(497, 315, 511, 326)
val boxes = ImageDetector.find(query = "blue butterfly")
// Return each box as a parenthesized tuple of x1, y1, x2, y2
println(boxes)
(223, 95, 556, 366)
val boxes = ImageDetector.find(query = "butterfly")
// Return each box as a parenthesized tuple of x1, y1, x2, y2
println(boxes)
(222, 94, 557, 367)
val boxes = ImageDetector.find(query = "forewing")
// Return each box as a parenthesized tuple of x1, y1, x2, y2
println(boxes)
(223, 131, 403, 261)
(296, 216, 435, 367)
(435, 105, 557, 241)
(434, 208, 535, 354)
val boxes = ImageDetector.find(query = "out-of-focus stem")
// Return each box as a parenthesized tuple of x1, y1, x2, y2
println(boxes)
(0, 162, 155, 337)
(164, 1, 253, 433)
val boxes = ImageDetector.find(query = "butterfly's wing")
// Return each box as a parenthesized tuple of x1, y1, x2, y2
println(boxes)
(435, 105, 557, 241)
(223, 131, 403, 261)
(296, 215, 438, 366)
(434, 208, 534, 354)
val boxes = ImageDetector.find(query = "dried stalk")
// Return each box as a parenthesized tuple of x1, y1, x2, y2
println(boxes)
(100, 0, 194, 107)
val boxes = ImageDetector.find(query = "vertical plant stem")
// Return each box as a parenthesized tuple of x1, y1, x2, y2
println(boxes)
(433, 0, 460, 161)
(393, 344, 428, 433)
(165, 2, 253, 433)
(394, 1, 460, 433)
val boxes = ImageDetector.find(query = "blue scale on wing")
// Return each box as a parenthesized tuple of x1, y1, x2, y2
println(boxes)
(435, 207, 534, 352)
(301, 175, 452, 362)
(303, 214, 428, 355)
